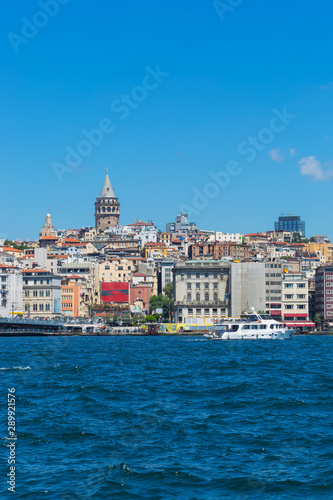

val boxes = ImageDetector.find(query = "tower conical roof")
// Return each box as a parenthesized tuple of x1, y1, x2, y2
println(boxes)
(99, 166, 115, 198)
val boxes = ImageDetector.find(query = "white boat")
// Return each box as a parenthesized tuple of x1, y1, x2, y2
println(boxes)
(203, 308, 296, 340)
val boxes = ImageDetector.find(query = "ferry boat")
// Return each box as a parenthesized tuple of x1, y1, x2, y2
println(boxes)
(203, 308, 296, 340)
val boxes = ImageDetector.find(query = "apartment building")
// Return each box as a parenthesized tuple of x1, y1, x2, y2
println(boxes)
(173, 260, 230, 323)
(22, 269, 61, 318)
(315, 266, 333, 322)
(0, 264, 23, 317)
(281, 272, 309, 322)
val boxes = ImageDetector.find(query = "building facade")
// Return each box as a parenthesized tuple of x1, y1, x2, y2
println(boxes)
(230, 262, 265, 316)
(0, 264, 23, 317)
(281, 272, 309, 322)
(315, 266, 333, 322)
(95, 167, 120, 231)
(173, 260, 230, 323)
(265, 259, 284, 320)
(275, 215, 305, 236)
(23, 269, 61, 318)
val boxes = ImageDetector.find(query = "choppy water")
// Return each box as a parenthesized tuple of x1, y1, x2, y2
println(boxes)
(1, 335, 333, 499)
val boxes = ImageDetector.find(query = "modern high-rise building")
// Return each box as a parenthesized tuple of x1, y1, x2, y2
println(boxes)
(274, 215, 305, 236)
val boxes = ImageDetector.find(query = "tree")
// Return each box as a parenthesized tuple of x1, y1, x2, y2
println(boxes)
(314, 313, 322, 328)
(310, 236, 316, 242)
(163, 282, 174, 300)
(145, 315, 156, 322)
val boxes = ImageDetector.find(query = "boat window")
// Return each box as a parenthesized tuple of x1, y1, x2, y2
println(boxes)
(260, 325, 266, 329)
(270, 325, 274, 329)
(259, 314, 272, 320)
(231, 325, 239, 332)
(242, 325, 249, 330)
(250, 325, 258, 330)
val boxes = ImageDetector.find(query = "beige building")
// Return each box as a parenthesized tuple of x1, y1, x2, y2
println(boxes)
(173, 260, 230, 323)
(39, 213, 57, 239)
(304, 242, 333, 264)
(282, 272, 309, 321)
(23, 269, 62, 318)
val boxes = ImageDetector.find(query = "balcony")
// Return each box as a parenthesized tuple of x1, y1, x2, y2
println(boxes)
(175, 300, 227, 307)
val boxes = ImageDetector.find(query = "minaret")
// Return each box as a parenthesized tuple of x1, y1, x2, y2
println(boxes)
(94, 166, 120, 231)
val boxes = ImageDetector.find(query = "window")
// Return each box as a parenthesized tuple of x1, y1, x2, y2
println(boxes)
(105, 266, 110, 270)
(205, 283, 209, 289)
(39, 304, 44, 312)
(188, 308, 193, 314)
(196, 283, 200, 289)
(297, 284, 305, 288)
(297, 305, 306, 309)
(196, 293, 200, 301)
(33, 304, 37, 312)
(33, 290, 38, 297)
(187, 273, 191, 279)
(196, 273, 200, 279)
(205, 293, 209, 301)
(196, 309, 201, 315)
(285, 305, 293, 309)
(284, 294, 294, 299)
(297, 294, 306, 299)
(45, 304, 50, 311)
(25, 290, 29, 297)
(284, 283, 293, 288)
(204, 308, 209, 315)
(213, 283, 218, 289)
(213, 293, 218, 301)
(187, 294, 191, 302)
(212, 308, 217, 314)
(213, 273, 217, 279)
(204, 273, 208, 278)
(46, 290, 51, 297)
(187, 283, 191, 290)
(39, 290, 44, 297)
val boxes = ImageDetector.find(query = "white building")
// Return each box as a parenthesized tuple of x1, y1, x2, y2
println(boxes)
(173, 260, 230, 323)
(0, 264, 23, 317)
(282, 272, 309, 322)
(230, 262, 265, 316)
(210, 232, 244, 244)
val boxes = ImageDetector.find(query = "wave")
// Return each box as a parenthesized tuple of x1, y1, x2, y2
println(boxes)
(0, 366, 31, 370)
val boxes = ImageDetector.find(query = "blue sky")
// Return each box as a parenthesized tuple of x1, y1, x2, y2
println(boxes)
(1, 0, 333, 240)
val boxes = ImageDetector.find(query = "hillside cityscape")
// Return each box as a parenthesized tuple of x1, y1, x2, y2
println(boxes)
(1, 167, 332, 331)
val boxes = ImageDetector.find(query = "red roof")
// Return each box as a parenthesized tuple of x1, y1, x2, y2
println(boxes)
(2, 247, 23, 252)
(39, 236, 58, 240)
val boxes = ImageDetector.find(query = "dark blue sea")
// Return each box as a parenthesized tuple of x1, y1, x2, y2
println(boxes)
(1, 335, 333, 499)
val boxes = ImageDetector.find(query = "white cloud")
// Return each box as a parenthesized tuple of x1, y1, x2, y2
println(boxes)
(268, 148, 284, 162)
(299, 156, 333, 181)
(319, 82, 333, 90)
(289, 148, 297, 157)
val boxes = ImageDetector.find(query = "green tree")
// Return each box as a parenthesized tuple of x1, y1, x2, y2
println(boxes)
(310, 236, 316, 242)
(163, 282, 174, 299)
(314, 313, 322, 328)
(145, 315, 156, 322)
